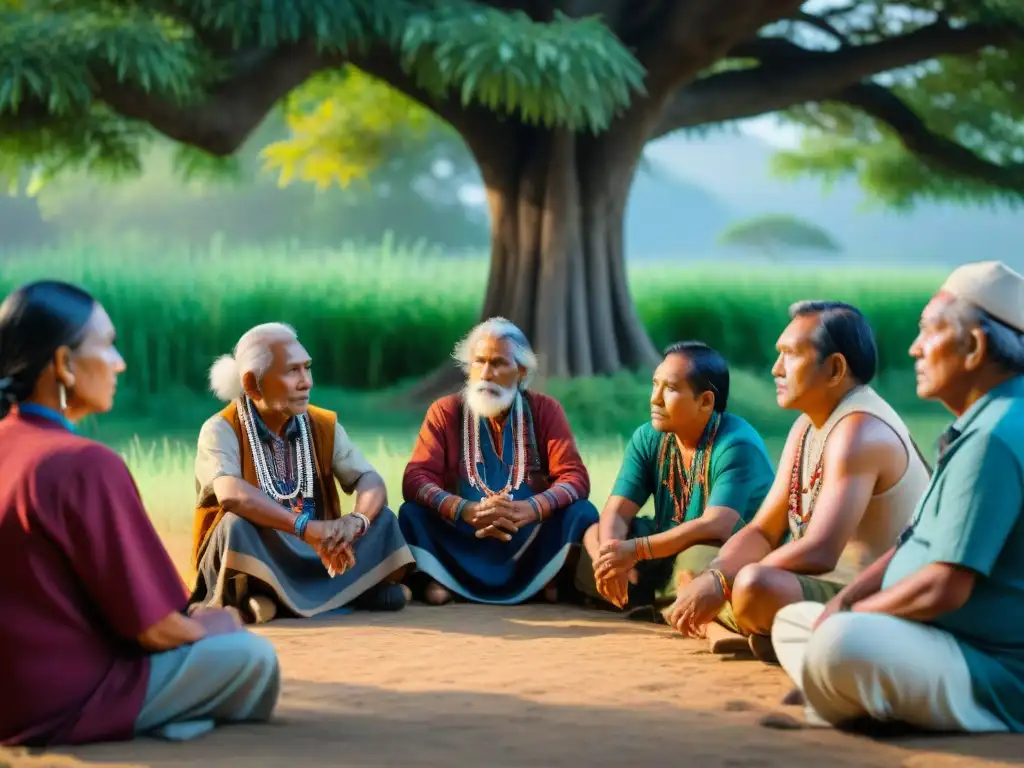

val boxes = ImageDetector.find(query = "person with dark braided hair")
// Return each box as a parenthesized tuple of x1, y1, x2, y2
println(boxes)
(575, 341, 774, 622)
(0, 281, 280, 747)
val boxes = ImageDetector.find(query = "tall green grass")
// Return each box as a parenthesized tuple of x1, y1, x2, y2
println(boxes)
(0, 237, 945, 395)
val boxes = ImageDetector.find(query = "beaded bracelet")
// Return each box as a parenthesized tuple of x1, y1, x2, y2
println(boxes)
(352, 512, 371, 538)
(633, 536, 654, 561)
(293, 510, 312, 540)
(707, 567, 731, 600)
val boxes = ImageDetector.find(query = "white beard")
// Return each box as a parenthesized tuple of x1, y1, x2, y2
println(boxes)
(464, 381, 517, 419)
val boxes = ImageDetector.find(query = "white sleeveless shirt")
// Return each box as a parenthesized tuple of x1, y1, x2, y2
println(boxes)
(791, 386, 931, 583)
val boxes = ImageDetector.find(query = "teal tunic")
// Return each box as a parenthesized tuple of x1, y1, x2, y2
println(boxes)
(610, 413, 774, 535)
(575, 413, 774, 610)
(882, 376, 1024, 732)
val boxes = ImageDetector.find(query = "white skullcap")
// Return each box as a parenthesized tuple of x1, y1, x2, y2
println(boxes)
(939, 260, 1024, 333)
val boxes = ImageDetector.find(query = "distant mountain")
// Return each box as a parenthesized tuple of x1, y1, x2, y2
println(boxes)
(640, 132, 1024, 270)
(624, 162, 733, 256)
(5, 122, 1020, 272)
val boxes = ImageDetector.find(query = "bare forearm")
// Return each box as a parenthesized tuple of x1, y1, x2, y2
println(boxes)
(711, 527, 774, 582)
(834, 547, 896, 606)
(647, 511, 736, 560)
(598, 497, 635, 542)
(352, 473, 388, 520)
(219, 483, 298, 534)
(851, 572, 955, 622)
(759, 538, 839, 575)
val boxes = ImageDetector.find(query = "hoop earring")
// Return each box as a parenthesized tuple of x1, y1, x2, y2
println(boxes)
(58, 383, 67, 413)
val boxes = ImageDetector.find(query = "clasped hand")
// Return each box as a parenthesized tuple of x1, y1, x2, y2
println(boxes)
(592, 539, 639, 608)
(465, 494, 535, 541)
(306, 516, 363, 575)
(662, 572, 726, 638)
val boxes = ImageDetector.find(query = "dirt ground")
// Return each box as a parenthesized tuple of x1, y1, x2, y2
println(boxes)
(3, 602, 1023, 768)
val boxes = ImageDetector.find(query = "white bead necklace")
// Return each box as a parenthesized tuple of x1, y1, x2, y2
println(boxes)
(238, 396, 314, 504)
(462, 390, 527, 497)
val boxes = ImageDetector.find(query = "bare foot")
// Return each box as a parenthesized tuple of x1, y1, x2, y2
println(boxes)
(543, 582, 558, 603)
(247, 595, 278, 624)
(424, 580, 453, 606)
(781, 687, 805, 706)
(759, 712, 806, 730)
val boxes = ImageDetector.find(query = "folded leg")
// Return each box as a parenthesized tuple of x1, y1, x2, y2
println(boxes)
(135, 631, 281, 740)
(772, 602, 1008, 733)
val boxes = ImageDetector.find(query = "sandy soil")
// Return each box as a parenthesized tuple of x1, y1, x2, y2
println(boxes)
(3, 602, 1023, 768)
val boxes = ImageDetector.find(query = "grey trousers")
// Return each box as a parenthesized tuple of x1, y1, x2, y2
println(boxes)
(134, 631, 280, 740)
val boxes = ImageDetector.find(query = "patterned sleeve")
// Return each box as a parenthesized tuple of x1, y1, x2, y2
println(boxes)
(402, 399, 463, 522)
(533, 395, 590, 516)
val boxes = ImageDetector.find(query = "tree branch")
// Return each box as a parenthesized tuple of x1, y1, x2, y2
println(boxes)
(345, 46, 519, 176)
(636, 0, 805, 101)
(94, 44, 330, 155)
(834, 82, 1024, 191)
(790, 11, 848, 46)
(650, 21, 1015, 139)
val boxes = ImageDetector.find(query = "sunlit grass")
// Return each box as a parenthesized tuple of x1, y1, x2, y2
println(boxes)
(0, 238, 944, 394)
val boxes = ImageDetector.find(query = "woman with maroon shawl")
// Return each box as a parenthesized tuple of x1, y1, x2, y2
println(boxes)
(0, 281, 280, 747)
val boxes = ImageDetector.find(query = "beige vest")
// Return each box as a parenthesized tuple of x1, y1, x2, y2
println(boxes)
(795, 386, 930, 582)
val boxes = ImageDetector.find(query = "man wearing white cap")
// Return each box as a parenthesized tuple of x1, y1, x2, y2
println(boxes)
(771, 260, 1024, 733)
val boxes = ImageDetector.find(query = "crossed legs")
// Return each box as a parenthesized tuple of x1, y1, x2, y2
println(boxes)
(135, 631, 281, 740)
(772, 601, 1008, 732)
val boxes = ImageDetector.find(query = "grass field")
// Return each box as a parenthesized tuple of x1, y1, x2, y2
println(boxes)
(2, 237, 953, 558)
(0, 237, 945, 394)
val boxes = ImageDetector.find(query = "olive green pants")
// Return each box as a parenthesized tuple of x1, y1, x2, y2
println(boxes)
(714, 572, 846, 634)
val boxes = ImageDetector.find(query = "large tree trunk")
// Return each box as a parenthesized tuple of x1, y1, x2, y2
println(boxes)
(408, 123, 660, 401)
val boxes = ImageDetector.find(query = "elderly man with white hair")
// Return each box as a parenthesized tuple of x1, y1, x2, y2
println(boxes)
(189, 322, 415, 624)
(771, 260, 1024, 734)
(398, 317, 599, 606)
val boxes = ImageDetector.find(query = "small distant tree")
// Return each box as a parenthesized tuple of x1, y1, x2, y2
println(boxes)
(717, 214, 841, 259)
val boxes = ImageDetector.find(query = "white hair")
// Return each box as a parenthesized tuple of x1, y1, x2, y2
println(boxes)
(208, 322, 299, 402)
(943, 298, 1024, 374)
(452, 316, 538, 390)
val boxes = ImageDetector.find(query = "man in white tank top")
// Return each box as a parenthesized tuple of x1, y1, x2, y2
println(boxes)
(664, 300, 930, 662)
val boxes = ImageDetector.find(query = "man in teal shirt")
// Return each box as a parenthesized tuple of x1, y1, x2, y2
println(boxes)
(574, 341, 774, 619)
(772, 260, 1024, 733)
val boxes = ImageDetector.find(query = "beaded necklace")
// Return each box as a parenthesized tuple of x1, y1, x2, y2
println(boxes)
(462, 390, 527, 497)
(788, 387, 864, 539)
(657, 410, 721, 523)
(237, 396, 315, 505)
(788, 422, 825, 539)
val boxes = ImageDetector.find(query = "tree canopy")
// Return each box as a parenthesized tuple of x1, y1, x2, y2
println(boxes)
(718, 213, 841, 258)
(2, 0, 1022, 208)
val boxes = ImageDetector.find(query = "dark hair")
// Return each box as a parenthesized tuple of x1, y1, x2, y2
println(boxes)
(788, 300, 878, 385)
(0, 281, 96, 418)
(662, 340, 730, 413)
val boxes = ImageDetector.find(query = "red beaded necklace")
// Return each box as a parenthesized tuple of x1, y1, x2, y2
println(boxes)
(788, 422, 825, 539)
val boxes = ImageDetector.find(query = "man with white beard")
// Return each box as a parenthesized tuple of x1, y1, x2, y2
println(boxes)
(398, 317, 600, 605)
